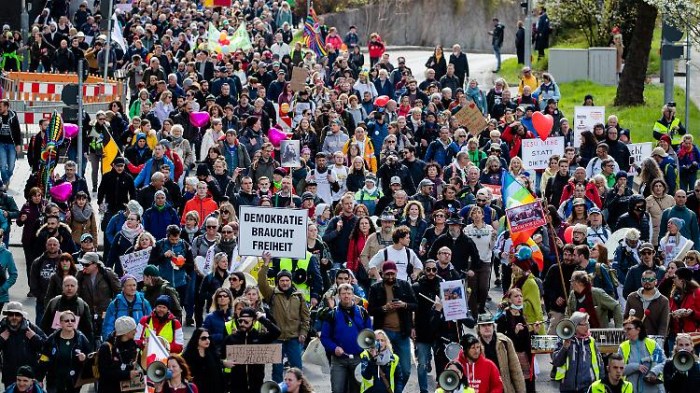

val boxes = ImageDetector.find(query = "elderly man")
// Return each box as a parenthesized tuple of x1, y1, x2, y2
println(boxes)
(41, 275, 93, 339)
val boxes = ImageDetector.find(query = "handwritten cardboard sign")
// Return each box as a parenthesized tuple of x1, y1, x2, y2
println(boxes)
(289, 67, 308, 92)
(119, 247, 152, 282)
(453, 102, 487, 133)
(120, 376, 146, 392)
(226, 344, 282, 364)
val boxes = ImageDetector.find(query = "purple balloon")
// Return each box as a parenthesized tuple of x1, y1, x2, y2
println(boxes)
(50, 182, 73, 203)
(190, 112, 211, 128)
(64, 123, 79, 139)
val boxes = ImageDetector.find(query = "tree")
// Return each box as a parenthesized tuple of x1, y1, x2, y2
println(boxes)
(546, 0, 631, 47)
(614, 0, 658, 105)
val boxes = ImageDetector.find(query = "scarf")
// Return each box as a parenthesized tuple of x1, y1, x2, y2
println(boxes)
(218, 238, 236, 255)
(678, 144, 695, 161)
(375, 349, 393, 366)
(121, 222, 144, 242)
(171, 135, 184, 144)
(578, 284, 602, 328)
(71, 203, 93, 223)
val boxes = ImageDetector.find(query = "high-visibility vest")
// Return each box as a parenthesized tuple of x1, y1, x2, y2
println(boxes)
(222, 319, 262, 373)
(435, 388, 475, 393)
(555, 339, 600, 381)
(619, 338, 661, 381)
(146, 317, 174, 343)
(280, 253, 312, 303)
(588, 379, 633, 393)
(360, 350, 399, 393)
(653, 117, 683, 145)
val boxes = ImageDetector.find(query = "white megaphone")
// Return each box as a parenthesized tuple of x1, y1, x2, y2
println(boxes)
(438, 370, 461, 391)
(674, 350, 696, 372)
(555, 319, 576, 340)
(260, 381, 287, 393)
(357, 329, 376, 349)
(146, 361, 170, 383)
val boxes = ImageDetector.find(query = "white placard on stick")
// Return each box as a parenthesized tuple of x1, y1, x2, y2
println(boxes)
(119, 247, 151, 282)
(574, 106, 605, 147)
(627, 142, 653, 167)
(440, 280, 469, 321)
(238, 206, 308, 259)
(521, 137, 565, 170)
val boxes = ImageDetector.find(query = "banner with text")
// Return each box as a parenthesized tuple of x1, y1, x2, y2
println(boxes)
(521, 137, 565, 170)
(239, 206, 308, 259)
(627, 142, 653, 168)
(119, 247, 151, 282)
(226, 344, 283, 364)
(506, 201, 547, 233)
(574, 106, 605, 147)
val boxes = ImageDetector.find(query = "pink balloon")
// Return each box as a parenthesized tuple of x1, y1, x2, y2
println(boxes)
(375, 95, 390, 108)
(190, 112, 211, 128)
(64, 123, 79, 139)
(564, 226, 574, 244)
(532, 111, 554, 141)
(50, 182, 73, 203)
(268, 127, 289, 148)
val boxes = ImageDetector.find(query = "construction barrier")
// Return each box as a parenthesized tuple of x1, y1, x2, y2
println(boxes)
(1, 72, 123, 104)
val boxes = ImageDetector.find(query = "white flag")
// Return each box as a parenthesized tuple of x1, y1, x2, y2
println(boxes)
(111, 14, 127, 51)
(145, 330, 169, 368)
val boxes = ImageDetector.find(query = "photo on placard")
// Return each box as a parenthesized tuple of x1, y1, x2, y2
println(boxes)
(280, 139, 301, 168)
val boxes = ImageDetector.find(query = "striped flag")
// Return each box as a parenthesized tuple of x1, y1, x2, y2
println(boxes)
(303, 7, 326, 58)
(501, 171, 536, 210)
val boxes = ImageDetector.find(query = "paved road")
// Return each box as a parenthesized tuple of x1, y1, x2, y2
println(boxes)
(5, 47, 563, 392)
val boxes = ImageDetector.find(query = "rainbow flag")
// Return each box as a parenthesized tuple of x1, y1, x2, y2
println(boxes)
(204, 0, 231, 7)
(303, 7, 326, 58)
(501, 171, 536, 209)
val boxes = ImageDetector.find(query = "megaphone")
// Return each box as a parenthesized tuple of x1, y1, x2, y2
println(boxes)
(260, 381, 287, 393)
(555, 319, 576, 340)
(357, 329, 376, 349)
(674, 350, 695, 372)
(438, 370, 461, 391)
(146, 361, 170, 383)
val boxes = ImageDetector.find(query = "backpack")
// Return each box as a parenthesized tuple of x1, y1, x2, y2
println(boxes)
(329, 305, 370, 340)
(91, 341, 112, 379)
(114, 293, 149, 318)
(383, 247, 414, 277)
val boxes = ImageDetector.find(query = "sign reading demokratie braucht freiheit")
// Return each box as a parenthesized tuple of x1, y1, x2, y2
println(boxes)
(238, 206, 309, 259)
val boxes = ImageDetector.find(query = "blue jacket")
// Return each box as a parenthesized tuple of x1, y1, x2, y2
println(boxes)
(148, 238, 194, 288)
(143, 202, 180, 241)
(373, 78, 394, 99)
(366, 120, 388, 156)
(202, 308, 233, 349)
(658, 156, 678, 194)
(133, 156, 175, 188)
(579, 260, 616, 298)
(0, 246, 18, 303)
(106, 211, 128, 244)
(321, 305, 372, 356)
(5, 381, 44, 393)
(102, 292, 152, 338)
(424, 139, 454, 167)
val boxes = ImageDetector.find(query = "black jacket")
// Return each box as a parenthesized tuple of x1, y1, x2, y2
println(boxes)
(221, 316, 281, 393)
(412, 275, 443, 343)
(615, 195, 652, 242)
(604, 186, 633, 231)
(97, 169, 136, 213)
(543, 263, 576, 313)
(36, 329, 92, 389)
(428, 233, 481, 274)
(377, 162, 416, 196)
(96, 336, 139, 393)
(368, 279, 418, 337)
(0, 318, 46, 385)
(449, 53, 469, 79)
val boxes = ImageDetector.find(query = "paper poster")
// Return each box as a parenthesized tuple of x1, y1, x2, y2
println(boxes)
(238, 206, 308, 259)
(119, 247, 151, 282)
(289, 67, 308, 92)
(453, 102, 487, 133)
(440, 280, 469, 322)
(280, 139, 301, 168)
(521, 137, 565, 170)
(506, 201, 547, 233)
(574, 106, 605, 147)
(226, 344, 282, 364)
(627, 142, 653, 168)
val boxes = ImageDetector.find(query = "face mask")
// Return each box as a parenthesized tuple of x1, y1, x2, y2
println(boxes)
(635, 206, 645, 212)
(510, 304, 523, 310)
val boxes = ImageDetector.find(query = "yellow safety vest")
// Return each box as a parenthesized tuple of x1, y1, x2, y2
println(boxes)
(146, 318, 174, 343)
(619, 338, 662, 381)
(222, 319, 262, 373)
(555, 339, 600, 381)
(653, 117, 683, 145)
(360, 350, 399, 393)
(588, 379, 633, 393)
(280, 253, 312, 303)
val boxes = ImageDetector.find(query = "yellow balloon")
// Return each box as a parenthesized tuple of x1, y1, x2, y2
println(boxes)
(214, 44, 222, 54)
(281, 103, 290, 113)
(219, 31, 228, 40)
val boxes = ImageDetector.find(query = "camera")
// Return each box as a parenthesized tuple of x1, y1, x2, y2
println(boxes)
(667, 102, 676, 108)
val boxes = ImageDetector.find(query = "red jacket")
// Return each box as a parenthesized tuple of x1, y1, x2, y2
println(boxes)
(181, 195, 218, 225)
(670, 287, 700, 334)
(325, 34, 343, 51)
(368, 39, 385, 58)
(501, 125, 535, 159)
(559, 179, 603, 208)
(165, 149, 184, 182)
(346, 233, 369, 272)
(457, 352, 503, 393)
(136, 312, 184, 353)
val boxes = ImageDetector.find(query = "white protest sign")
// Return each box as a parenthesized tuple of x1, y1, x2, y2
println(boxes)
(627, 142, 653, 167)
(521, 137, 565, 170)
(119, 247, 151, 281)
(440, 280, 469, 321)
(238, 206, 308, 259)
(574, 106, 605, 147)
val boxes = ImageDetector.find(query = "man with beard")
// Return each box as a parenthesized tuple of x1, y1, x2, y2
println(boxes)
(566, 271, 622, 328)
(622, 243, 667, 299)
(543, 244, 578, 334)
(142, 266, 182, 321)
(30, 238, 62, 323)
(0, 302, 46, 387)
(456, 334, 503, 393)
(273, 177, 302, 208)
(307, 152, 339, 206)
(368, 261, 418, 387)
(624, 269, 670, 336)
(250, 143, 279, 185)
(225, 175, 259, 215)
(135, 295, 184, 353)
(377, 153, 416, 197)
(221, 307, 281, 393)
(35, 215, 77, 255)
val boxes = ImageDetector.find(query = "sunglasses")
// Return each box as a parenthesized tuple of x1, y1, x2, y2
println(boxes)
(206, 225, 217, 229)
(62, 319, 75, 323)
(237, 318, 253, 324)
(6, 312, 22, 317)
(641, 277, 657, 283)
(199, 336, 210, 341)
(217, 293, 230, 298)
(640, 250, 655, 255)
(222, 231, 234, 234)
(425, 267, 438, 273)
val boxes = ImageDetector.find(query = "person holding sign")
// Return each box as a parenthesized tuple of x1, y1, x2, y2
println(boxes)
(257, 252, 310, 383)
(220, 307, 280, 393)
(96, 316, 140, 393)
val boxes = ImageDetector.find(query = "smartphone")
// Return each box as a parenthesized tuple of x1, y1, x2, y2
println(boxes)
(392, 299, 400, 303)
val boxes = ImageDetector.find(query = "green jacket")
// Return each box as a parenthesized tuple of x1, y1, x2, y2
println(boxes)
(566, 286, 623, 328)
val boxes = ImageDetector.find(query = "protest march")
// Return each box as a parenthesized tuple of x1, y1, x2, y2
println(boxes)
(0, 1, 699, 393)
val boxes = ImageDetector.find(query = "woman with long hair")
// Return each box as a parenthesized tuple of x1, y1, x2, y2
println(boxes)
(68, 191, 98, 246)
(495, 287, 538, 392)
(17, 187, 47, 282)
(399, 201, 428, 256)
(659, 260, 686, 298)
(669, 267, 700, 352)
(243, 286, 271, 318)
(638, 157, 664, 197)
(480, 156, 504, 186)
(425, 45, 447, 80)
(647, 179, 676, 245)
(424, 163, 444, 199)
(358, 331, 401, 393)
(292, 118, 319, 154)
(152, 354, 198, 393)
(577, 130, 598, 168)
(182, 328, 224, 393)
(201, 287, 234, 349)
(347, 216, 376, 285)
(660, 218, 694, 266)
(346, 156, 367, 193)
(664, 333, 700, 391)
(566, 199, 589, 226)
(617, 316, 666, 391)
(107, 213, 144, 276)
(420, 209, 448, 257)
(44, 253, 78, 305)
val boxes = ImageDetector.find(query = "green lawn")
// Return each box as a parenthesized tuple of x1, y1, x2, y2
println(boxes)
(557, 80, 700, 143)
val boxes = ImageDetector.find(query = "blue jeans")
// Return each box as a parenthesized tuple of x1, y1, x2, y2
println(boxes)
(415, 342, 434, 393)
(681, 172, 697, 192)
(493, 44, 502, 71)
(385, 330, 411, 386)
(35, 301, 45, 326)
(186, 270, 196, 319)
(272, 339, 303, 382)
(0, 144, 16, 185)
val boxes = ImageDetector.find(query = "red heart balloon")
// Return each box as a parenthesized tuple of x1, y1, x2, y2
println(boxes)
(532, 111, 553, 141)
(563, 226, 574, 243)
(375, 95, 390, 107)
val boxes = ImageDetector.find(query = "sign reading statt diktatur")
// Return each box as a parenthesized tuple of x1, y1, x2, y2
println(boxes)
(521, 137, 565, 170)
(238, 206, 308, 259)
